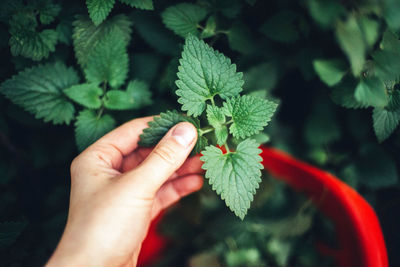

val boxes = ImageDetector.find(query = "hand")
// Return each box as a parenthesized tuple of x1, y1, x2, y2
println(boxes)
(46, 117, 203, 267)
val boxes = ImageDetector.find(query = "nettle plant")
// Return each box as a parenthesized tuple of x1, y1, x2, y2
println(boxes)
(139, 35, 278, 219)
(0, 0, 278, 219)
(1, 13, 152, 151)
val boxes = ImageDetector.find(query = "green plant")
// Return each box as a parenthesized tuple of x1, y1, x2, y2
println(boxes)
(139, 34, 277, 219)
(1, 0, 400, 266)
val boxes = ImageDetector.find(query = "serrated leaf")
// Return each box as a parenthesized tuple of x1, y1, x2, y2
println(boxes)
(35, 0, 61, 24)
(223, 95, 278, 139)
(104, 90, 135, 110)
(206, 105, 226, 128)
(75, 109, 116, 151)
(0, 221, 27, 248)
(176, 35, 244, 116)
(335, 16, 366, 76)
(0, 62, 78, 124)
(354, 77, 388, 108)
(73, 14, 132, 67)
(86, 0, 115, 26)
(84, 29, 128, 88)
(161, 3, 207, 38)
(119, 0, 153, 10)
(313, 59, 346, 86)
(372, 107, 400, 142)
(206, 105, 227, 145)
(139, 110, 207, 154)
(63, 83, 103, 109)
(200, 139, 264, 219)
(126, 80, 152, 109)
(9, 13, 58, 61)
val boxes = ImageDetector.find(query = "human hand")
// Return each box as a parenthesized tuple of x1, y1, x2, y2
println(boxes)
(46, 117, 203, 267)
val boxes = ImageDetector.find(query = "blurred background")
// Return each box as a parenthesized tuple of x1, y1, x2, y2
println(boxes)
(1, 0, 400, 266)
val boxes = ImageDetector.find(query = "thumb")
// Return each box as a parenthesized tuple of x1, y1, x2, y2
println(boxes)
(123, 121, 198, 195)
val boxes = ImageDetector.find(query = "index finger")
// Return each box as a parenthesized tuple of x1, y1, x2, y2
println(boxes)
(95, 116, 154, 157)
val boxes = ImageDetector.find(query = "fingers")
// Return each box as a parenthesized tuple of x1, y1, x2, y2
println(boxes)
(123, 122, 198, 195)
(151, 174, 203, 218)
(74, 117, 154, 172)
(121, 151, 203, 178)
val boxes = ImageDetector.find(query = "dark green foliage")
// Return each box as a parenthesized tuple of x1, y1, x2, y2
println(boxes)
(1, 0, 400, 266)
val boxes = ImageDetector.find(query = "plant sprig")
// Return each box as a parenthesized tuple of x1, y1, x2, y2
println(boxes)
(139, 35, 278, 219)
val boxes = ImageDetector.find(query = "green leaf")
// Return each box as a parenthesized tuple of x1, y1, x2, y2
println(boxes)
(307, 0, 345, 29)
(260, 10, 299, 43)
(206, 105, 226, 128)
(223, 95, 278, 139)
(119, 0, 153, 10)
(359, 17, 379, 47)
(355, 144, 398, 189)
(9, 13, 58, 61)
(380, 30, 400, 53)
(206, 105, 228, 145)
(75, 109, 116, 151)
(331, 83, 368, 109)
(227, 22, 256, 54)
(200, 139, 264, 219)
(104, 90, 135, 110)
(161, 3, 207, 38)
(313, 59, 346, 86)
(354, 77, 388, 108)
(0, 221, 27, 249)
(139, 110, 207, 154)
(63, 83, 103, 109)
(0, 62, 78, 124)
(384, 0, 400, 30)
(73, 14, 132, 67)
(372, 107, 400, 142)
(84, 29, 128, 88)
(126, 80, 152, 109)
(36, 0, 61, 24)
(86, 0, 115, 26)
(176, 35, 244, 116)
(372, 50, 400, 82)
(200, 15, 217, 39)
(335, 16, 366, 76)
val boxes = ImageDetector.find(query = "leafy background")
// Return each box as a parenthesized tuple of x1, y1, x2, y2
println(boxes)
(0, 0, 400, 266)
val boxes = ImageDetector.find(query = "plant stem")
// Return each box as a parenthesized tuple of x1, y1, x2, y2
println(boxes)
(97, 81, 107, 119)
(199, 126, 214, 136)
(210, 96, 216, 107)
(224, 142, 230, 153)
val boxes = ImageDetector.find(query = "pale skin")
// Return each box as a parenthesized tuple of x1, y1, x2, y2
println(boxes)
(46, 117, 204, 267)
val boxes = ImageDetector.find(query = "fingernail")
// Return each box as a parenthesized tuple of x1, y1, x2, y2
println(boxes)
(172, 123, 196, 147)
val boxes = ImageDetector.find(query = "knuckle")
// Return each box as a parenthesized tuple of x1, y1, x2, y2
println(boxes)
(153, 143, 178, 166)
